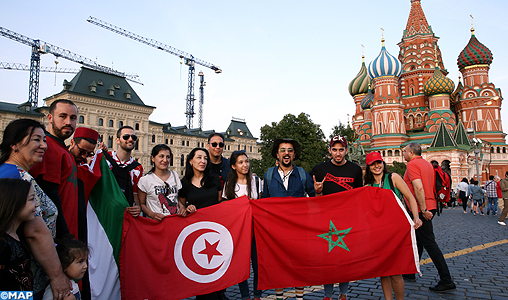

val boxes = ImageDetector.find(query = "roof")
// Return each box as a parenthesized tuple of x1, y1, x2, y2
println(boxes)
(0, 101, 45, 117)
(457, 30, 493, 70)
(225, 119, 257, 140)
(403, 0, 433, 38)
(454, 121, 471, 147)
(349, 57, 370, 96)
(429, 121, 458, 148)
(47, 67, 154, 109)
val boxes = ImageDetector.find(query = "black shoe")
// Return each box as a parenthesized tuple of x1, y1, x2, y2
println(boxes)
(487, 211, 490, 215)
(429, 282, 456, 293)
(402, 274, 416, 282)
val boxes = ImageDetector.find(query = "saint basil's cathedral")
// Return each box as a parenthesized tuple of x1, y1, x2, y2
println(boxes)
(350, 0, 506, 185)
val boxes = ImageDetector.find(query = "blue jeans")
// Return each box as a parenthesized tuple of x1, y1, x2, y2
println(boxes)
(324, 282, 348, 297)
(488, 197, 498, 214)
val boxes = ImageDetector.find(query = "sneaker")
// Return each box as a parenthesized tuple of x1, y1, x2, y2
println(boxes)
(487, 211, 490, 215)
(498, 221, 506, 226)
(463, 211, 467, 214)
(339, 295, 347, 300)
(473, 212, 476, 216)
(429, 282, 456, 293)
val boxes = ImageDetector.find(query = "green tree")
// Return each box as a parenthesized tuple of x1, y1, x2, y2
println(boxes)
(329, 121, 356, 144)
(387, 161, 407, 177)
(251, 113, 327, 178)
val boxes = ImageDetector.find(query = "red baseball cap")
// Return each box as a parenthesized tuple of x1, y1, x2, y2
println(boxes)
(366, 151, 384, 166)
(329, 135, 347, 148)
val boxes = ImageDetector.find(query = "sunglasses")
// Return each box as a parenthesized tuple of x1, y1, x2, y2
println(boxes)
(210, 142, 224, 148)
(279, 148, 294, 153)
(122, 134, 138, 141)
(75, 144, 94, 157)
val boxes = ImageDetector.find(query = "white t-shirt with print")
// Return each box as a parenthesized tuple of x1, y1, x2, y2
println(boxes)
(138, 171, 182, 216)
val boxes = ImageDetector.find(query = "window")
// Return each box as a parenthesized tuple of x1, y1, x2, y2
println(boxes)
(135, 123, 140, 130)
(135, 138, 139, 150)
(250, 146, 252, 152)
(108, 136, 113, 148)
(416, 115, 422, 123)
(388, 150, 393, 156)
(395, 150, 400, 156)
(165, 139, 169, 144)
(180, 154, 184, 167)
(79, 116, 84, 124)
(182, 141, 185, 146)
(238, 145, 240, 150)
(186, 141, 189, 147)
(119, 121, 123, 127)
(109, 120, 114, 127)
(98, 135, 103, 143)
(152, 135, 155, 143)
(99, 118, 104, 126)
(170, 155, 173, 167)
(170, 139, 173, 145)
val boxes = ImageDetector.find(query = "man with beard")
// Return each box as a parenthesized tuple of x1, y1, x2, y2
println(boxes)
(310, 135, 363, 300)
(207, 132, 230, 187)
(105, 126, 142, 217)
(261, 138, 315, 300)
(30, 99, 79, 240)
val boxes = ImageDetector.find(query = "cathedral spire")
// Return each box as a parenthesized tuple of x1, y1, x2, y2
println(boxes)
(404, 0, 432, 38)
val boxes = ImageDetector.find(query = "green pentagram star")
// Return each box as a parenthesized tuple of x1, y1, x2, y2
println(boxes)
(317, 220, 352, 253)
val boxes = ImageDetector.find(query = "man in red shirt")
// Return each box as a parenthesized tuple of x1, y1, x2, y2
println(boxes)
(402, 143, 455, 293)
(30, 99, 79, 240)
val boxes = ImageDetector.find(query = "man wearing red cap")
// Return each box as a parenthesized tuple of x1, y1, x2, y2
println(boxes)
(310, 135, 363, 300)
(30, 99, 78, 241)
(69, 127, 99, 166)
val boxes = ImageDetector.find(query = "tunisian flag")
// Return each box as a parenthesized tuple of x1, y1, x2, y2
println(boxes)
(120, 196, 252, 300)
(251, 186, 419, 290)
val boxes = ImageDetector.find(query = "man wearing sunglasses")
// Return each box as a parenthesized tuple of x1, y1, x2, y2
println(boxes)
(105, 126, 143, 217)
(207, 133, 230, 187)
(69, 127, 99, 166)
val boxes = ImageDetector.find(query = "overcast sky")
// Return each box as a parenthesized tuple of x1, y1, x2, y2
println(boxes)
(1, 0, 507, 140)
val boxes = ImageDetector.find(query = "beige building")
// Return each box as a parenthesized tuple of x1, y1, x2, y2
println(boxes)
(0, 67, 260, 176)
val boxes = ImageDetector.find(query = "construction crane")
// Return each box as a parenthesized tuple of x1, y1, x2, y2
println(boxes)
(0, 62, 142, 83)
(0, 26, 141, 107)
(198, 71, 205, 129)
(87, 16, 222, 129)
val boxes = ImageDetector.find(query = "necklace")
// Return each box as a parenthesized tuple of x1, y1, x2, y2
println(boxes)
(281, 169, 293, 183)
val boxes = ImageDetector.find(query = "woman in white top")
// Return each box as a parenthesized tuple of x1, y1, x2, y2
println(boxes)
(138, 144, 185, 221)
(222, 150, 260, 300)
(455, 178, 470, 213)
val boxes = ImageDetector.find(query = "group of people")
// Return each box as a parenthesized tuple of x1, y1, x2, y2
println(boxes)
(0, 98, 457, 300)
(455, 173, 508, 225)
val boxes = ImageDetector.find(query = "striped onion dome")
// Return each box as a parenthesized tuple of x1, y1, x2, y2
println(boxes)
(361, 87, 374, 110)
(457, 29, 493, 70)
(423, 67, 455, 96)
(368, 39, 402, 79)
(348, 56, 371, 96)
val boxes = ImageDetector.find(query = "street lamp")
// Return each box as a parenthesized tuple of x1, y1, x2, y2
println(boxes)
(471, 96, 499, 186)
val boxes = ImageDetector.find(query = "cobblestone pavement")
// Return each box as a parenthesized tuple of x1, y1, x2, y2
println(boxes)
(219, 206, 508, 300)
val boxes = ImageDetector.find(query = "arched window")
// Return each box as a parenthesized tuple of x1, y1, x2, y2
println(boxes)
(108, 136, 113, 148)
(497, 147, 501, 154)
(79, 116, 84, 124)
(135, 123, 140, 130)
(109, 120, 114, 127)
(388, 150, 393, 156)
(186, 141, 189, 147)
(409, 115, 414, 129)
(180, 154, 184, 167)
(152, 135, 155, 143)
(119, 121, 123, 127)
(98, 118, 104, 126)
(416, 115, 422, 123)
(395, 150, 400, 156)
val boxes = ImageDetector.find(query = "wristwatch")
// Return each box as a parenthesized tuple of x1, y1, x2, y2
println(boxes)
(423, 209, 428, 213)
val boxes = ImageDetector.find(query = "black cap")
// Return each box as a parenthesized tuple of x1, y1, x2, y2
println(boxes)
(271, 138, 301, 160)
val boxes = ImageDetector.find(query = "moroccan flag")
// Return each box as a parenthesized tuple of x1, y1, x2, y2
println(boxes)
(120, 196, 252, 300)
(251, 186, 419, 290)
(86, 151, 129, 300)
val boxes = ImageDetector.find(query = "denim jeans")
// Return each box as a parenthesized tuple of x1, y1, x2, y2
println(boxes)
(324, 282, 348, 297)
(488, 197, 498, 214)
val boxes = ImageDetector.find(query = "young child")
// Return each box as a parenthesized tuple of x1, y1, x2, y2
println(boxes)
(0, 178, 37, 291)
(42, 239, 89, 300)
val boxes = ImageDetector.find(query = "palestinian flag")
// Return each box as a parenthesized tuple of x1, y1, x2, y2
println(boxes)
(84, 151, 129, 300)
(251, 186, 419, 289)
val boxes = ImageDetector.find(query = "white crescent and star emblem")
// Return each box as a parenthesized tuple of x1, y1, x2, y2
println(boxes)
(174, 221, 234, 283)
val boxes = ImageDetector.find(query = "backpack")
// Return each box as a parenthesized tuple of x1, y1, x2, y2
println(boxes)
(265, 166, 308, 196)
(104, 152, 141, 206)
(435, 167, 451, 204)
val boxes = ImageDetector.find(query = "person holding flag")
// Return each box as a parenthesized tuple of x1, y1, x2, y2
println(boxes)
(261, 138, 315, 300)
(310, 135, 362, 300)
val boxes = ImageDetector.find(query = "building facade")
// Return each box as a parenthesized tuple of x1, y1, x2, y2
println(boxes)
(350, 0, 506, 185)
(0, 67, 260, 176)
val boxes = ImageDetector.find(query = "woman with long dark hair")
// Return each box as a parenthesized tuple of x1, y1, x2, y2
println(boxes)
(455, 178, 469, 213)
(138, 144, 186, 221)
(222, 151, 261, 300)
(364, 152, 422, 300)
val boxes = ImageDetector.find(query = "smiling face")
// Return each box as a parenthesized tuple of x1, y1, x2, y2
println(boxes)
(276, 142, 295, 168)
(18, 186, 37, 223)
(48, 102, 77, 140)
(329, 142, 348, 166)
(190, 150, 208, 173)
(69, 139, 95, 165)
(233, 154, 250, 176)
(14, 127, 47, 169)
(207, 135, 224, 159)
(65, 255, 88, 281)
(117, 128, 137, 152)
(152, 149, 171, 171)
(368, 160, 384, 176)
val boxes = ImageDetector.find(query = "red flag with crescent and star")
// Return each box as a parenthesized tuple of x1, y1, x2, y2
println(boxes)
(250, 186, 419, 290)
(120, 196, 252, 300)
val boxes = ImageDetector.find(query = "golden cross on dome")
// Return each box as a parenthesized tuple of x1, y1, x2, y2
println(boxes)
(380, 28, 385, 45)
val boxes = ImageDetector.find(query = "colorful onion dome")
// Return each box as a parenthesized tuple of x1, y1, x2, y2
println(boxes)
(361, 87, 374, 110)
(423, 67, 455, 96)
(348, 56, 371, 96)
(368, 39, 402, 79)
(457, 29, 493, 70)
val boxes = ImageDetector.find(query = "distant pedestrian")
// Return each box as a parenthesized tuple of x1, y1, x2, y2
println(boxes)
(455, 178, 469, 213)
(497, 172, 508, 225)
(470, 180, 484, 215)
(485, 175, 498, 215)
(495, 175, 503, 213)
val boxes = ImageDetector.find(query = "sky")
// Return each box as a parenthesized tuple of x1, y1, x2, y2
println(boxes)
(1, 0, 507, 140)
